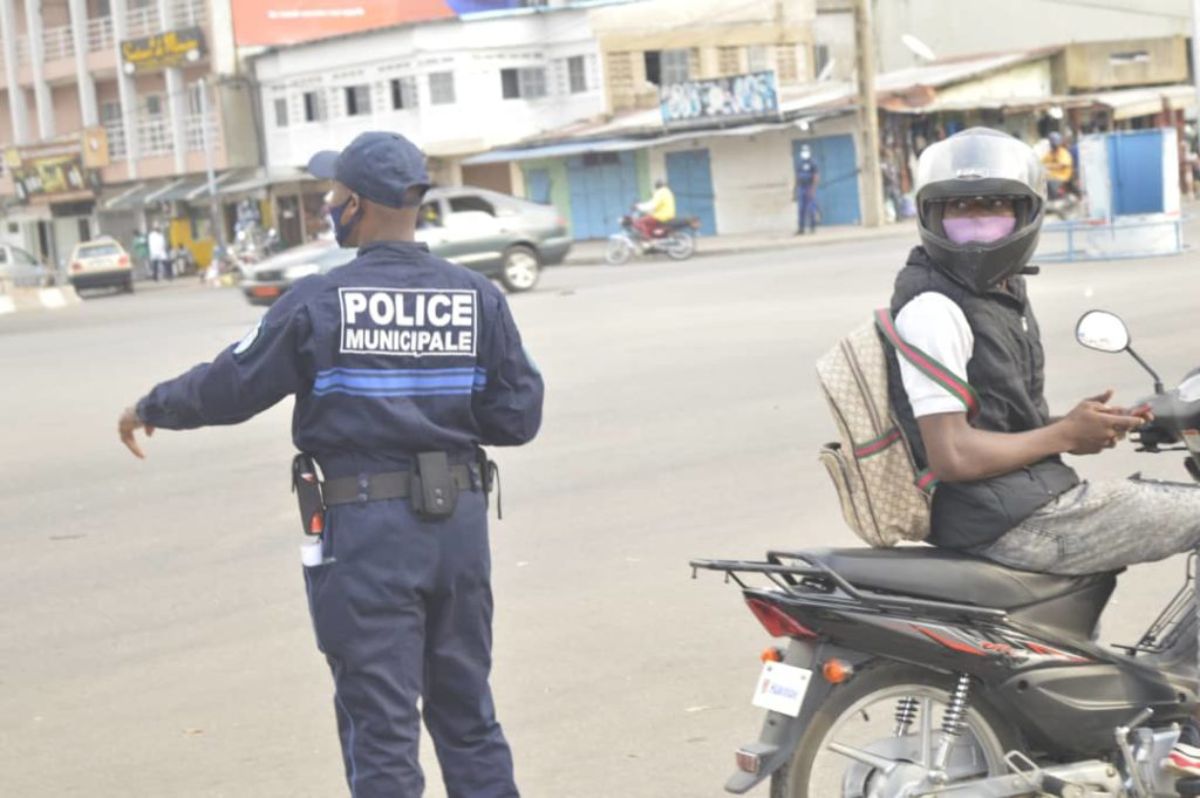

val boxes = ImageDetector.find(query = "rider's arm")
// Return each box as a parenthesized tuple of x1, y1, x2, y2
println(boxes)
(896, 294, 1141, 483)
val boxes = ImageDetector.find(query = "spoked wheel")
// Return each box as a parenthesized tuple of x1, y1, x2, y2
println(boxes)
(605, 236, 635, 265)
(665, 230, 695, 260)
(771, 664, 1018, 798)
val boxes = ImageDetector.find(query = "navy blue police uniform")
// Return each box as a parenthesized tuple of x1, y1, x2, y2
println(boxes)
(135, 132, 543, 798)
(795, 155, 819, 233)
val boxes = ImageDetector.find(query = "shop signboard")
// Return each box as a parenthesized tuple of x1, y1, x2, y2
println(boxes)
(121, 27, 206, 74)
(5, 129, 110, 203)
(660, 71, 780, 128)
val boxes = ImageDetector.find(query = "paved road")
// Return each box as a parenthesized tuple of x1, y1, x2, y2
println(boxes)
(2, 238, 1197, 797)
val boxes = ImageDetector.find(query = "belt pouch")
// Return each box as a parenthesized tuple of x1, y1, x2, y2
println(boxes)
(411, 452, 458, 520)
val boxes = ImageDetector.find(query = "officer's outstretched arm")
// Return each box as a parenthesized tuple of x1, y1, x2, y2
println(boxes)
(132, 293, 315, 434)
(474, 297, 544, 446)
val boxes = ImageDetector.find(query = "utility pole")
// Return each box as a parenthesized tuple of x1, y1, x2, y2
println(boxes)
(198, 77, 226, 251)
(854, 0, 885, 227)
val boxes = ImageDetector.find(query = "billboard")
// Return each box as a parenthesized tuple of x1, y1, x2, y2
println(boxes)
(4, 128, 110, 203)
(660, 71, 780, 129)
(233, 1, 528, 46)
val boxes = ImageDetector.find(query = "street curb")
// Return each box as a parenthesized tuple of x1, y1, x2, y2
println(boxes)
(0, 285, 82, 314)
(564, 223, 918, 267)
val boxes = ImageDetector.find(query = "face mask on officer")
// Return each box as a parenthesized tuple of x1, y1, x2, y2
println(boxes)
(330, 191, 362, 248)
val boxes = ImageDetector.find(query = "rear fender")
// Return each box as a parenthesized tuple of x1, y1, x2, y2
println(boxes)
(725, 640, 874, 794)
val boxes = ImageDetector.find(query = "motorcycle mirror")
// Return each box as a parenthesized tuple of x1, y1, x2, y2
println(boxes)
(1076, 310, 1166, 394)
(1075, 310, 1130, 354)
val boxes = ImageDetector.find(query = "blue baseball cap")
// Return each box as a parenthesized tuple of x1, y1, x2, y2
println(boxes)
(307, 131, 430, 208)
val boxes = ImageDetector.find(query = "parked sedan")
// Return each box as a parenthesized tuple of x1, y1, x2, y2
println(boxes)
(68, 237, 133, 293)
(242, 186, 571, 304)
(0, 243, 53, 288)
(416, 186, 571, 292)
(241, 241, 356, 305)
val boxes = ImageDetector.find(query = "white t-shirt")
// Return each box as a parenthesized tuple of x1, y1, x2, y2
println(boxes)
(894, 292, 974, 417)
(148, 231, 167, 259)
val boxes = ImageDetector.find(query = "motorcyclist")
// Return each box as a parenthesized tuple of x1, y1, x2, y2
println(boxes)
(633, 179, 676, 241)
(1041, 131, 1074, 199)
(888, 126, 1200, 774)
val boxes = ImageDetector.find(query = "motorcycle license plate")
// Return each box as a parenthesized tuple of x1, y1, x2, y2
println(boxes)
(751, 662, 812, 718)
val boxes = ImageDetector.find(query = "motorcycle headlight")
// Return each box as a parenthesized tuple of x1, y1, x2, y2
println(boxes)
(283, 263, 320, 279)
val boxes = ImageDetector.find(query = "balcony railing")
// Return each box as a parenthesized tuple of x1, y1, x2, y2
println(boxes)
(184, 112, 219, 152)
(88, 17, 114, 53)
(104, 121, 127, 160)
(42, 24, 74, 62)
(15, 35, 29, 68)
(125, 5, 163, 38)
(137, 118, 172, 157)
(170, 0, 208, 27)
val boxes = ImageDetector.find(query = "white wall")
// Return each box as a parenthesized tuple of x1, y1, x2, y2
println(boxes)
(254, 10, 607, 169)
(645, 114, 864, 235)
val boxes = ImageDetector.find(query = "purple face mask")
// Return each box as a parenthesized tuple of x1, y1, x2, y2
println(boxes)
(942, 215, 1017, 244)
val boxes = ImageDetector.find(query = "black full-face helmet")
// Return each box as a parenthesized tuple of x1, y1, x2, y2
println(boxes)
(916, 127, 1047, 294)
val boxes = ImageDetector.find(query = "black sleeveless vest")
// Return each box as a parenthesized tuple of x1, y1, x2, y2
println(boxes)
(887, 247, 1079, 549)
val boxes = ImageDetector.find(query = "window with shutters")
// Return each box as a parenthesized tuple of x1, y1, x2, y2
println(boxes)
(776, 44, 800, 84)
(391, 77, 418, 110)
(429, 71, 456, 105)
(344, 84, 372, 116)
(718, 46, 742, 76)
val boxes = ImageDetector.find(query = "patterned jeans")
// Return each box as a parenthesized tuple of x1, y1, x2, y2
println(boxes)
(972, 478, 1200, 665)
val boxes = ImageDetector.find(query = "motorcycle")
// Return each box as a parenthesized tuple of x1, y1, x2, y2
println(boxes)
(692, 310, 1200, 798)
(1046, 181, 1083, 221)
(605, 209, 699, 265)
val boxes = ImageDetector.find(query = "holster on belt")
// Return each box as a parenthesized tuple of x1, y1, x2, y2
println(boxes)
(291, 453, 325, 536)
(411, 451, 458, 521)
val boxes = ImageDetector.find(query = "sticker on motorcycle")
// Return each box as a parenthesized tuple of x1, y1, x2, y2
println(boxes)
(751, 662, 812, 718)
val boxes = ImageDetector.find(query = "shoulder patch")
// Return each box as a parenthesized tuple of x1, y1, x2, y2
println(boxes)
(233, 319, 263, 360)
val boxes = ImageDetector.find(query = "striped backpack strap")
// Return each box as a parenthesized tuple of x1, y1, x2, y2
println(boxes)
(874, 307, 980, 420)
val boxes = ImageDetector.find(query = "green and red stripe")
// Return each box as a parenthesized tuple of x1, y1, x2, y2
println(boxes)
(854, 427, 902, 458)
(875, 308, 980, 420)
(915, 468, 938, 494)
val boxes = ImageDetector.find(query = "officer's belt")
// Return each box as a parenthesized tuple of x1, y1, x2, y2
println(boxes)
(321, 466, 474, 506)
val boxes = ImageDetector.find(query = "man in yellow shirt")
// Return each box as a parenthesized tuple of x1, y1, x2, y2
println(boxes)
(1042, 131, 1074, 197)
(634, 179, 676, 239)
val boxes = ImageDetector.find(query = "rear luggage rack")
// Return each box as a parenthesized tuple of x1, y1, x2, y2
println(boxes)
(1114, 553, 1196, 656)
(690, 549, 1007, 623)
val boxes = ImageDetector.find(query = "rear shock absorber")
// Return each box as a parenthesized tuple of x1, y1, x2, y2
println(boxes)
(931, 674, 972, 778)
(893, 696, 919, 736)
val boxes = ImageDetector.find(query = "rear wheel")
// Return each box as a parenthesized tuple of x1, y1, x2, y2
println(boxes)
(771, 663, 1018, 798)
(665, 229, 695, 260)
(122, 274, 135, 294)
(605, 236, 635, 265)
(500, 245, 540, 292)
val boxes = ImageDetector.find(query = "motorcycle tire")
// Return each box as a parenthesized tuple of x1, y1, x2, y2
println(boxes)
(665, 230, 695, 260)
(605, 237, 635, 265)
(770, 662, 1020, 798)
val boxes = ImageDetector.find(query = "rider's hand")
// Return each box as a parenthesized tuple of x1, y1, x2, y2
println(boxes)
(1058, 390, 1146, 455)
(118, 406, 155, 459)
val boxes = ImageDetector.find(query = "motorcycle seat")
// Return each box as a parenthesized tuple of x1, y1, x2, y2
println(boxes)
(802, 546, 1121, 610)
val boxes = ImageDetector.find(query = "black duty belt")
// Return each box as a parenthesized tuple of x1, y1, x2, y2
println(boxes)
(321, 466, 475, 506)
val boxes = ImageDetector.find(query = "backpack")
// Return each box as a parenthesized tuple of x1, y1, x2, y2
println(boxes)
(815, 308, 979, 547)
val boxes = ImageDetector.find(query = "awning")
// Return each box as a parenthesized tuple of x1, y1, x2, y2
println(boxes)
(462, 138, 646, 166)
(98, 180, 174, 211)
(461, 117, 831, 166)
(216, 167, 316, 196)
(1092, 85, 1196, 121)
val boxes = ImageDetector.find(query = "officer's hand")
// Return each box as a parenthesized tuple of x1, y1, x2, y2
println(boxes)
(118, 406, 155, 459)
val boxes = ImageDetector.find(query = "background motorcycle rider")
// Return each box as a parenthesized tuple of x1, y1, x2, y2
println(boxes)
(633, 178, 676, 240)
(888, 126, 1200, 775)
(1041, 130, 1074, 198)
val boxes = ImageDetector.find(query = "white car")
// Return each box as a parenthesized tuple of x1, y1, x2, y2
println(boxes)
(69, 237, 133, 293)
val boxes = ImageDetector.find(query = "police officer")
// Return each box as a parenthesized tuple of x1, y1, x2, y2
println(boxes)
(117, 131, 544, 797)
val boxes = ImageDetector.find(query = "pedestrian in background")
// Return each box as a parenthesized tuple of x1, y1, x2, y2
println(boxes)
(794, 144, 820, 235)
(148, 225, 169, 282)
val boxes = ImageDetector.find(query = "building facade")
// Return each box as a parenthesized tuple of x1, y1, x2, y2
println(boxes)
(0, 0, 260, 270)
(251, 3, 617, 222)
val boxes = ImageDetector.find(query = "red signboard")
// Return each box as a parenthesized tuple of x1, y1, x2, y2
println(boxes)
(232, 0, 457, 46)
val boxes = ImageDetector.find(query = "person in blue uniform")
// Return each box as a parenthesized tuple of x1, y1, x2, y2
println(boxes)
(794, 144, 820, 234)
(117, 131, 544, 798)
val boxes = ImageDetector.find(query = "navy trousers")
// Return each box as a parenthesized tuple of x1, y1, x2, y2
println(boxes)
(797, 190, 818, 232)
(304, 489, 518, 797)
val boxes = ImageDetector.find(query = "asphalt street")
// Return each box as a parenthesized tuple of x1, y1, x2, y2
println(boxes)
(2, 233, 1198, 797)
